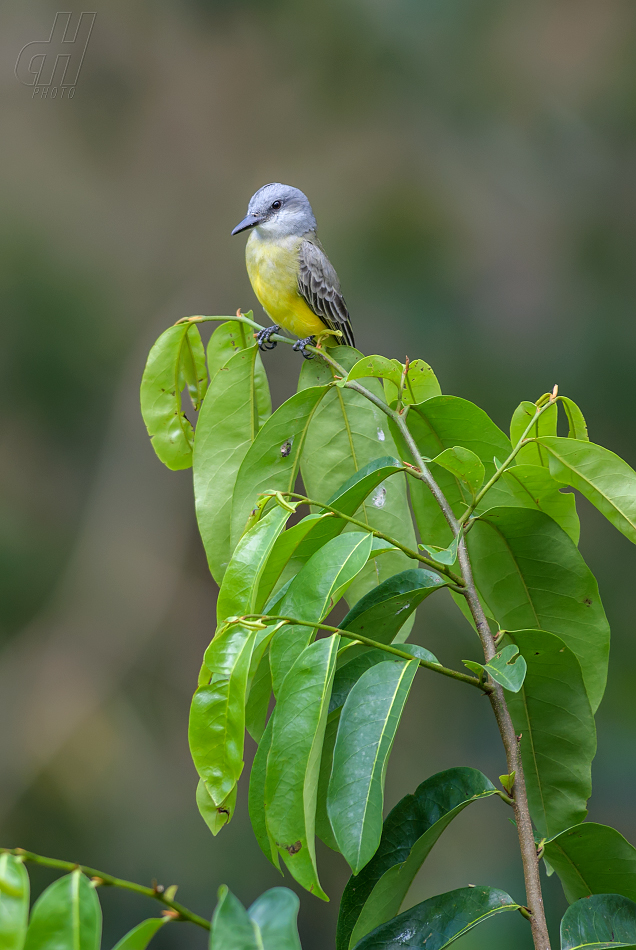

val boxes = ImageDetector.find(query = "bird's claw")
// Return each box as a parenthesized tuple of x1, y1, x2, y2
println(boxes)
(256, 325, 281, 351)
(293, 336, 316, 360)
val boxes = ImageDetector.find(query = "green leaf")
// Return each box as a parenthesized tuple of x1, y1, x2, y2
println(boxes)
(344, 356, 403, 388)
(193, 344, 264, 584)
(328, 658, 418, 873)
(298, 348, 417, 609)
(210, 886, 258, 950)
(196, 779, 237, 836)
(559, 396, 589, 442)
(190, 624, 258, 803)
(544, 823, 636, 905)
(217, 506, 294, 622)
(510, 400, 557, 467)
(538, 437, 636, 545)
(231, 385, 329, 547)
(246, 649, 272, 743)
(207, 317, 271, 423)
(265, 635, 339, 899)
(337, 569, 446, 669)
(247, 888, 302, 950)
(503, 630, 595, 839)
(111, 917, 169, 950)
(248, 717, 280, 868)
(431, 447, 485, 499)
(337, 768, 497, 949)
(0, 854, 29, 950)
(24, 870, 101, 950)
(255, 514, 328, 611)
(178, 324, 208, 410)
(140, 324, 195, 470)
(269, 532, 373, 696)
(462, 644, 526, 692)
(467, 507, 610, 711)
(482, 463, 580, 544)
(351, 886, 518, 950)
(419, 535, 459, 566)
(396, 395, 511, 547)
(315, 711, 341, 851)
(561, 894, 636, 949)
(385, 360, 442, 406)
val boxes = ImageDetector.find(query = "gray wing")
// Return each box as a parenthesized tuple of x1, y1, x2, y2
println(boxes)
(297, 240, 355, 347)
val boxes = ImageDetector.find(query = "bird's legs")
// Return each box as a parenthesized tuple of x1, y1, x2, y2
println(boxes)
(256, 324, 281, 351)
(292, 336, 316, 360)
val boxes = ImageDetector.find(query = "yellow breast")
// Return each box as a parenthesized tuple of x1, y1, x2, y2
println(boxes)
(245, 232, 325, 339)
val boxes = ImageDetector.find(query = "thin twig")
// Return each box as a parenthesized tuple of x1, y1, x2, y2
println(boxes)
(241, 615, 490, 692)
(1, 849, 210, 931)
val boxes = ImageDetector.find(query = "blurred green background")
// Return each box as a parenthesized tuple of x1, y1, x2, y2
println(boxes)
(2, 0, 636, 946)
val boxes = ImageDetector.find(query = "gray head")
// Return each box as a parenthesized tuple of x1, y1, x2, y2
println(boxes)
(231, 183, 317, 238)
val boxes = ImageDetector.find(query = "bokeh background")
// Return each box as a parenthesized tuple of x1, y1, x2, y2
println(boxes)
(2, 1, 636, 946)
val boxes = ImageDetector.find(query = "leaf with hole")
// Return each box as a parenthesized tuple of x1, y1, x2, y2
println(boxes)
(336, 768, 497, 949)
(140, 324, 196, 470)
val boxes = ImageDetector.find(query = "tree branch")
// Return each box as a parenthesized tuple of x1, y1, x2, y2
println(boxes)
(1, 848, 210, 931)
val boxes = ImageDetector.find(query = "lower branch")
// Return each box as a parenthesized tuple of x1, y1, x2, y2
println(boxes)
(1, 848, 210, 931)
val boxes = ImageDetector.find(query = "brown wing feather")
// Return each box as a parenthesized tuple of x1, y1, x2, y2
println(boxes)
(297, 240, 355, 347)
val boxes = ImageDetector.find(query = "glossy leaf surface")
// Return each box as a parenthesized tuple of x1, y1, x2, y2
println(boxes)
(398, 395, 511, 547)
(247, 887, 302, 950)
(559, 396, 589, 442)
(140, 324, 194, 470)
(0, 853, 29, 950)
(193, 344, 263, 583)
(467, 507, 610, 711)
(24, 871, 101, 950)
(217, 506, 293, 622)
(328, 658, 418, 873)
(544, 823, 636, 904)
(510, 400, 557, 467)
(337, 768, 497, 949)
(298, 348, 416, 607)
(538, 437, 636, 545)
(179, 324, 208, 410)
(111, 918, 169, 950)
(207, 318, 271, 422)
(431, 446, 484, 499)
(463, 644, 527, 692)
(482, 463, 580, 544)
(248, 717, 279, 868)
(265, 635, 339, 899)
(190, 625, 257, 803)
(269, 532, 372, 696)
(504, 630, 595, 839)
(210, 886, 258, 950)
(231, 385, 328, 547)
(352, 886, 518, 950)
(561, 894, 636, 949)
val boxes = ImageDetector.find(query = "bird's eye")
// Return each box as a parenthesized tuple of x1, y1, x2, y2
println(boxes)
(271, 200, 282, 210)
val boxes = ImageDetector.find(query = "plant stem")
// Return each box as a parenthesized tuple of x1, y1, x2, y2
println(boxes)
(2, 848, 210, 931)
(278, 491, 464, 585)
(459, 397, 557, 523)
(340, 381, 553, 949)
(245, 615, 489, 692)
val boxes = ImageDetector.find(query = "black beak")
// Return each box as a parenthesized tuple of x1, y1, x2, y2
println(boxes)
(231, 213, 261, 236)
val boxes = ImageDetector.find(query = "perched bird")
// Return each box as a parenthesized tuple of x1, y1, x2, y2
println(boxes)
(231, 183, 354, 357)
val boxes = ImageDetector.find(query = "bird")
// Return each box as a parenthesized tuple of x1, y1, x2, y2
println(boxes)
(231, 183, 355, 358)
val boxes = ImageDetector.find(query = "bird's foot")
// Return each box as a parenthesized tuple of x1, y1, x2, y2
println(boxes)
(293, 336, 317, 360)
(256, 324, 281, 351)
